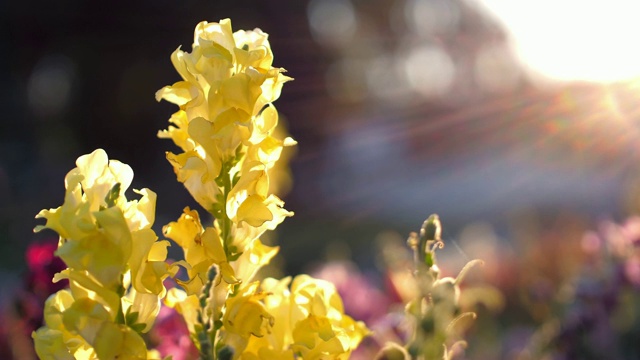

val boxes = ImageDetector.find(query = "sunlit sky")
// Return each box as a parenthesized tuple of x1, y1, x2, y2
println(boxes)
(479, 0, 640, 83)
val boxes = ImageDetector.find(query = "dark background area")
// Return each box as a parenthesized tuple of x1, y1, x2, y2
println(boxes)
(3, 0, 640, 278)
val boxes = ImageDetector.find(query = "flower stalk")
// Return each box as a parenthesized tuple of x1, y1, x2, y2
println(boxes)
(379, 215, 482, 360)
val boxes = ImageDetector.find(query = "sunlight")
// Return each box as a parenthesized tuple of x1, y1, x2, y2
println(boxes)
(478, 0, 640, 83)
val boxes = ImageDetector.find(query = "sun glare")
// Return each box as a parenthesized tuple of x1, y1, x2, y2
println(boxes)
(479, 0, 640, 83)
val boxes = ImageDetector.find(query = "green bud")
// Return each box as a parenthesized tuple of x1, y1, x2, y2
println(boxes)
(207, 264, 219, 282)
(218, 345, 235, 360)
(419, 214, 442, 267)
(374, 342, 410, 360)
(420, 214, 441, 243)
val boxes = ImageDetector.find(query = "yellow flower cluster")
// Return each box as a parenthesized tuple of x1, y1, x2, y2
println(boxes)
(33, 149, 174, 359)
(156, 18, 295, 225)
(157, 19, 297, 295)
(33, 19, 368, 360)
(225, 275, 369, 360)
(156, 19, 368, 359)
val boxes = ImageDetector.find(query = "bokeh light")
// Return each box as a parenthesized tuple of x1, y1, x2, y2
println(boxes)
(404, 0, 461, 36)
(307, 0, 357, 47)
(404, 44, 456, 98)
(27, 55, 76, 118)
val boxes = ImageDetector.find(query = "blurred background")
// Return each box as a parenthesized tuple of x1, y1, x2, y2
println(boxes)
(3, 0, 640, 358)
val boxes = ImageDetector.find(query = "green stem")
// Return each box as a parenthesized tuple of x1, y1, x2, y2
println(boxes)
(197, 272, 216, 360)
(115, 281, 126, 325)
(220, 161, 232, 257)
(199, 160, 234, 360)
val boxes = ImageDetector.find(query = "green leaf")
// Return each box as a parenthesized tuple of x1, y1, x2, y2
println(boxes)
(125, 310, 139, 326)
(104, 183, 121, 208)
(129, 323, 146, 333)
(232, 172, 241, 187)
(227, 251, 243, 262)
(424, 252, 435, 267)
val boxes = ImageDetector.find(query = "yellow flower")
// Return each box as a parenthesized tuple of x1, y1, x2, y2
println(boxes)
(33, 290, 94, 359)
(121, 287, 162, 333)
(128, 230, 174, 296)
(236, 277, 293, 358)
(163, 207, 239, 294)
(223, 281, 274, 339)
(226, 161, 293, 253)
(157, 19, 295, 219)
(229, 275, 369, 360)
(53, 269, 121, 318)
(54, 206, 132, 290)
(33, 290, 150, 360)
(92, 322, 148, 360)
(289, 275, 369, 360)
(230, 238, 279, 285)
(164, 149, 221, 212)
(35, 149, 166, 292)
(156, 19, 290, 121)
(33, 150, 172, 359)
(164, 288, 200, 334)
(33, 327, 78, 360)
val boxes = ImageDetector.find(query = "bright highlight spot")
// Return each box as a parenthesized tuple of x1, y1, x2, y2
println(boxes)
(479, 0, 640, 82)
(307, 0, 357, 46)
(404, 46, 456, 98)
(405, 0, 460, 35)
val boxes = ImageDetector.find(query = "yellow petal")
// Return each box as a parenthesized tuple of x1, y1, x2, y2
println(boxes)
(93, 322, 148, 360)
(221, 73, 262, 114)
(165, 288, 200, 334)
(62, 297, 111, 344)
(123, 288, 161, 333)
(223, 282, 273, 339)
(54, 269, 121, 317)
(32, 328, 75, 360)
(237, 194, 273, 227)
(162, 207, 203, 249)
(292, 314, 336, 348)
(201, 226, 226, 263)
(155, 81, 200, 106)
(232, 239, 279, 284)
(194, 19, 236, 57)
(93, 206, 133, 261)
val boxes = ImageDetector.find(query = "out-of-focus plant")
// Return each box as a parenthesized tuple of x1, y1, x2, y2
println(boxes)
(521, 216, 640, 360)
(0, 238, 67, 359)
(373, 215, 487, 360)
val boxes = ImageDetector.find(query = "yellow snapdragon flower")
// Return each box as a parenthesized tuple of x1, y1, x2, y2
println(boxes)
(162, 207, 240, 294)
(35, 149, 171, 294)
(289, 275, 369, 360)
(33, 290, 93, 359)
(223, 281, 275, 339)
(226, 275, 369, 360)
(33, 149, 174, 358)
(33, 289, 151, 360)
(157, 19, 295, 257)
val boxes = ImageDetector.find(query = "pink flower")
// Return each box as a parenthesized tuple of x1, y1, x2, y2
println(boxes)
(25, 239, 67, 298)
(150, 305, 198, 360)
